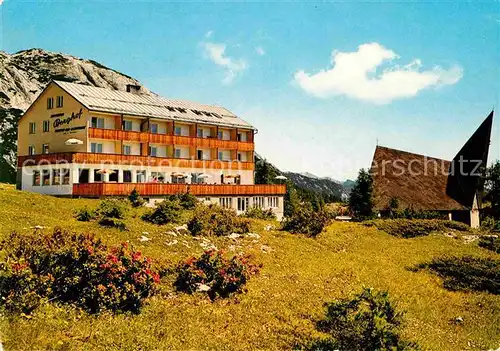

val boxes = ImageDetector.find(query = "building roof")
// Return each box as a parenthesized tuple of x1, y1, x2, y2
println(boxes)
(370, 146, 466, 211)
(53, 80, 255, 130)
(446, 111, 493, 208)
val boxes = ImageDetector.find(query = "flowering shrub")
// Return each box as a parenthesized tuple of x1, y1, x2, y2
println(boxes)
(243, 207, 277, 220)
(188, 204, 251, 236)
(0, 228, 159, 314)
(174, 249, 261, 300)
(142, 198, 182, 225)
(281, 207, 330, 237)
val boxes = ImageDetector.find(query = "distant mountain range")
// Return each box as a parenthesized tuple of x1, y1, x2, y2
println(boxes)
(0, 48, 354, 200)
(254, 153, 353, 201)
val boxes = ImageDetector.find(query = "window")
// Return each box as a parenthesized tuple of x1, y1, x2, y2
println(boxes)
(151, 172, 165, 183)
(123, 145, 132, 155)
(91, 117, 105, 129)
(149, 146, 157, 157)
(94, 170, 103, 182)
(123, 170, 132, 183)
(237, 197, 249, 212)
(56, 96, 63, 108)
(253, 196, 265, 208)
(136, 170, 146, 183)
(90, 143, 103, 153)
(29, 122, 36, 134)
(174, 126, 182, 136)
(171, 174, 186, 184)
(197, 128, 203, 138)
(47, 97, 54, 109)
(150, 123, 158, 134)
(43, 120, 50, 133)
(237, 133, 241, 141)
(42, 144, 49, 154)
(28, 145, 35, 156)
(197, 150, 203, 160)
(174, 148, 181, 159)
(109, 170, 119, 182)
(219, 197, 233, 209)
(33, 171, 40, 186)
(191, 173, 204, 184)
(268, 197, 278, 208)
(237, 152, 242, 161)
(52, 169, 61, 185)
(123, 120, 133, 131)
(41, 170, 50, 186)
(218, 151, 224, 161)
(62, 169, 70, 185)
(218, 131, 223, 140)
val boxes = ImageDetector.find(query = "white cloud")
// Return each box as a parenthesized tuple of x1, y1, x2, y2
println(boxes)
(204, 30, 213, 39)
(256, 46, 265, 56)
(294, 42, 463, 104)
(201, 41, 247, 84)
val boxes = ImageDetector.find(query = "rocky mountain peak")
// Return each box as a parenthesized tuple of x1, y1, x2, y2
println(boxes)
(0, 48, 151, 182)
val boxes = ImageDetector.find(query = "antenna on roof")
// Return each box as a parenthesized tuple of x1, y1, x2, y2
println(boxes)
(376, 138, 379, 146)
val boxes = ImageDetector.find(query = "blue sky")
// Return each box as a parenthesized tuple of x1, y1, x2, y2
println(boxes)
(1, 1, 499, 180)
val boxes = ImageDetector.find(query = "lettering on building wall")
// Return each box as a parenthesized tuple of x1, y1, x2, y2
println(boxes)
(55, 125, 86, 134)
(53, 109, 83, 129)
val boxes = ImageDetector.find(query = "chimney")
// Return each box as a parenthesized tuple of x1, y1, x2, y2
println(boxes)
(126, 84, 141, 94)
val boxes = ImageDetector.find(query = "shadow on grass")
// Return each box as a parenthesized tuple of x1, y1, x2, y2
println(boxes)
(410, 256, 499, 294)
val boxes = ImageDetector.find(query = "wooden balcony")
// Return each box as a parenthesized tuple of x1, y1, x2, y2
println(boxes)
(73, 183, 286, 197)
(88, 128, 254, 151)
(18, 152, 254, 170)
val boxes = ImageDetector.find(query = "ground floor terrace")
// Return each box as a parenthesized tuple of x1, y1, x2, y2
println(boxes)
(17, 153, 286, 219)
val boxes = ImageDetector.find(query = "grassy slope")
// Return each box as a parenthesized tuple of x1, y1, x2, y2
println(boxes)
(0, 184, 498, 350)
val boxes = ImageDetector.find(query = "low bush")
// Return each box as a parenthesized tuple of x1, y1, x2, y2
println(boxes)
(383, 208, 447, 220)
(307, 288, 418, 350)
(128, 188, 145, 208)
(74, 207, 97, 222)
(481, 216, 500, 232)
(478, 236, 500, 253)
(96, 198, 128, 219)
(142, 198, 182, 225)
(98, 217, 127, 231)
(243, 207, 276, 220)
(0, 228, 159, 314)
(174, 249, 261, 300)
(168, 192, 198, 210)
(414, 256, 499, 294)
(188, 204, 251, 236)
(281, 207, 330, 237)
(364, 219, 470, 238)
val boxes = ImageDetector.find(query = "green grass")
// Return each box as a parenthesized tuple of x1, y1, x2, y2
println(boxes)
(0, 183, 498, 350)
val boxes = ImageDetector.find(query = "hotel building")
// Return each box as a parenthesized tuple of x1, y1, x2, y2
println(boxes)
(17, 81, 286, 219)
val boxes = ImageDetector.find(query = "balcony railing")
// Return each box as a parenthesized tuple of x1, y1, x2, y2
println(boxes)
(73, 183, 286, 197)
(18, 152, 255, 170)
(88, 128, 254, 151)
